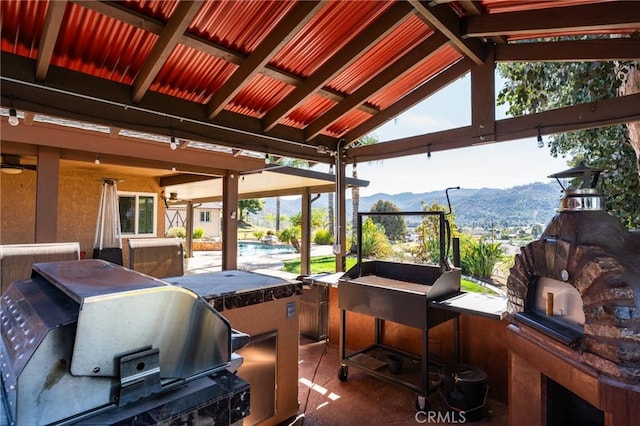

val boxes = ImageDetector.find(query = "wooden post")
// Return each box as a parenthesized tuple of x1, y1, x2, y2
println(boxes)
(301, 188, 311, 276)
(35, 146, 59, 242)
(222, 170, 238, 270)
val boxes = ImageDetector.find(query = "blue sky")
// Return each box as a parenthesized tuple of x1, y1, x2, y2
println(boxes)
(326, 74, 570, 196)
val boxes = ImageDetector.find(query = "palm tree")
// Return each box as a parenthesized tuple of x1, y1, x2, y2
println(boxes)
(268, 155, 310, 233)
(350, 134, 380, 248)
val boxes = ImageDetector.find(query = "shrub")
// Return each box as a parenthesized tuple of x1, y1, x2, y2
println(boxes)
(461, 238, 505, 278)
(314, 229, 333, 245)
(253, 230, 265, 240)
(278, 227, 299, 244)
(360, 218, 391, 258)
(166, 227, 186, 238)
(193, 227, 204, 239)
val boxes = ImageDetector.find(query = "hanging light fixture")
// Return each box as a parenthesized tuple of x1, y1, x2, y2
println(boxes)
(170, 136, 178, 150)
(95, 155, 100, 165)
(8, 108, 19, 126)
(537, 127, 544, 148)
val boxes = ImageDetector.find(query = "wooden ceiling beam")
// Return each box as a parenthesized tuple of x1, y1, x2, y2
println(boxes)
(35, 1, 67, 82)
(456, 0, 507, 45)
(347, 92, 640, 162)
(495, 38, 640, 62)
(160, 174, 219, 187)
(463, 3, 640, 38)
(305, 33, 449, 141)
(261, 2, 415, 132)
(409, 0, 485, 64)
(131, 1, 203, 103)
(206, 1, 325, 120)
(1, 52, 339, 163)
(0, 119, 264, 173)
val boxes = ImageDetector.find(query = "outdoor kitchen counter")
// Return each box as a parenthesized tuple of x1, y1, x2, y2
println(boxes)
(166, 270, 301, 426)
(166, 269, 301, 311)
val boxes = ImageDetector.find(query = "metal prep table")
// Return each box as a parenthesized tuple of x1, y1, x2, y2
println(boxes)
(337, 208, 507, 411)
(338, 260, 461, 410)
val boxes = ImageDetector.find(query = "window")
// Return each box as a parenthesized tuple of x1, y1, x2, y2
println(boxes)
(118, 192, 157, 236)
(200, 211, 211, 223)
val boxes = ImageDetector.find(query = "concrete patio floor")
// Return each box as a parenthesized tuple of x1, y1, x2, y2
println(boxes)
(288, 337, 509, 426)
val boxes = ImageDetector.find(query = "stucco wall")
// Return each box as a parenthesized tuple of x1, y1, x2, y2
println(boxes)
(0, 170, 37, 243)
(1, 167, 165, 266)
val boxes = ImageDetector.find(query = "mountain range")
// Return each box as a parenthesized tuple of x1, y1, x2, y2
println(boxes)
(262, 181, 563, 228)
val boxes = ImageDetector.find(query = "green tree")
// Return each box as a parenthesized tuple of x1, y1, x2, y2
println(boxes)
(369, 200, 407, 242)
(412, 200, 458, 264)
(497, 43, 640, 228)
(238, 199, 265, 222)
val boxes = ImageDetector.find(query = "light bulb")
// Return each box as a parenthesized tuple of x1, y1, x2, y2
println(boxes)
(8, 108, 19, 126)
(95, 155, 100, 165)
(170, 136, 177, 150)
(537, 134, 544, 148)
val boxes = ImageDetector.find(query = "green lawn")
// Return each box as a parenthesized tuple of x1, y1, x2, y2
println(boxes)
(461, 278, 499, 295)
(282, 255, 358, 274)
(284, 256, 500, 296)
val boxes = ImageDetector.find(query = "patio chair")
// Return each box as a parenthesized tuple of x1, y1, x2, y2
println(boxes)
(128, 238, 184, 278)
(0, 242, 81, 294)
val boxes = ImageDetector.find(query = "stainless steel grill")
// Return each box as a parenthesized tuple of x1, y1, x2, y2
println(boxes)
(1, 259, 250, 425)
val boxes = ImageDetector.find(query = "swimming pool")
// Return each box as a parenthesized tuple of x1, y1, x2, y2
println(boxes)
(238, 241, 296, 257)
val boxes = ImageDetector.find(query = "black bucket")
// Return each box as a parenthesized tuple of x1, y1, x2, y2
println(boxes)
(441, 363, 488, 422)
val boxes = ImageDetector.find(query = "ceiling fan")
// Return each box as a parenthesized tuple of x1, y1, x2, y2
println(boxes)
(1, 154, 37, 174)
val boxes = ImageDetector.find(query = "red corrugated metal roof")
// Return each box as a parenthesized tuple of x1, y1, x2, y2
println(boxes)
(0, 0, 48, 58)
(54, 4, 156, 84)
(188, 0, 296, 55)
(270, 1, 394, 77)
(327, 108, 371, 138)
(1, 0, 638, 156)
(328, 15, 433, 95)
(282, 94, 336, 129)
(370, 46, 464, 110)
(227, 73, 293, 118)
(151, 44, 237, 104)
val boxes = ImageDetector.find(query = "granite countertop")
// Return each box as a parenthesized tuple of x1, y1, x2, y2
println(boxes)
(166, 270, 301, 312)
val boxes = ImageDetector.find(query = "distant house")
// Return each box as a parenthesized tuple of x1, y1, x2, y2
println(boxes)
(165, 202, 222, 239)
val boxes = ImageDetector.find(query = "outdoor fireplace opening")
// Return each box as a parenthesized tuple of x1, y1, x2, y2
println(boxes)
(546, 378, 603, 426)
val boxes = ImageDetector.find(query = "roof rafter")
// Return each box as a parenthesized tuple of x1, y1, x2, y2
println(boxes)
(305, 32, 449, 141)
(131, 1, 203, 103)
(262, 2, 415, 132)
(347, 92, 640, 163)
(35, 1, 67, 81)
(206, 1, 325, 120)
(463, 3, 640, 38)
(495, 38, 640, 62)
(343, 59, 471, 145)
(409, 0, 485, 64)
